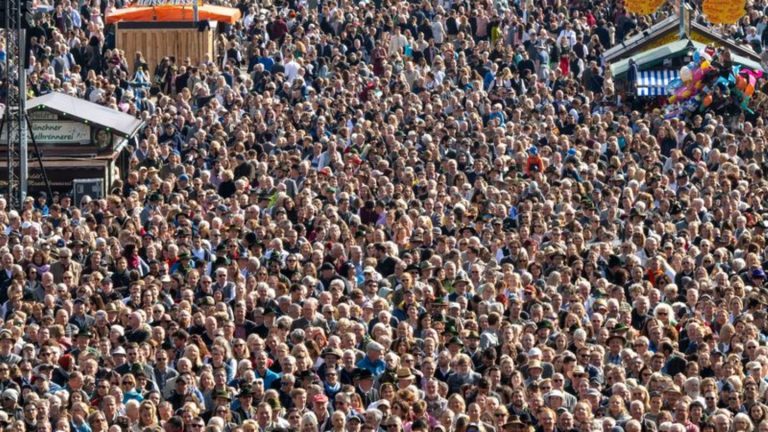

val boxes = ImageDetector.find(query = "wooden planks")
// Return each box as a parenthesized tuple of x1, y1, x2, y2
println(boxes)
(116, 24, 216, 72)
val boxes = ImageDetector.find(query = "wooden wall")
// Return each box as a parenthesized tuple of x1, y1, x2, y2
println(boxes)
(116, 23, 215, 72)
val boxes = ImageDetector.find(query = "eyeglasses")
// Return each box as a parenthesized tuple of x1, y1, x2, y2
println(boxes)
(190, 424, 205, 429)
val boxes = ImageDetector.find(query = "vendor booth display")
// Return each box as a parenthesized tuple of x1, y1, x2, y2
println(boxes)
(0, 93, 144, 196)
(106, 0, 241, 70)
(662, 47, 763, 118)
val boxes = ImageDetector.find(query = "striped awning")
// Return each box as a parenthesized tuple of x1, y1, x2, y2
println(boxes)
(636, 70, 680, 96)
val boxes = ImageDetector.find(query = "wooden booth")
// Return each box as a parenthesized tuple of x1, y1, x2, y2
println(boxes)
(0, 92, 145, 199)
(106, 0, 241, 71)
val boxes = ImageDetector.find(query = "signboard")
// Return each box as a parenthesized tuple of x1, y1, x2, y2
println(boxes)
(0, 165, 106, 193)
(1, 121, 91, 145)
(134, 0, 202, 6)
(73, 178, 105, 203)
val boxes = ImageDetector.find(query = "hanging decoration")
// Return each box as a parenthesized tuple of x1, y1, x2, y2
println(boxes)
(625, 0, 665, 15)
(703, 0, 747, 24)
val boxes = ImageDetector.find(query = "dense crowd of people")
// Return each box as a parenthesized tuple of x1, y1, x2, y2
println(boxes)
(4, 0, 768, 431)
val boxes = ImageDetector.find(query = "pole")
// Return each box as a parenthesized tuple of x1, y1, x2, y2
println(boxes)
(25, 113, 52, 201)
(679, 0, 686, 39)
(18, 28, 27, 202)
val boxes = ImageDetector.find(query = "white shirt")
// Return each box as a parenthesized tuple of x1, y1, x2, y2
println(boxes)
(284, 60, 300, 84)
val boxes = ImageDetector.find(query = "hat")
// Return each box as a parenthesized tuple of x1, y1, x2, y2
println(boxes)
(612, 323, 630, 333)
(212, 389, 231, 400)
(197, 296, 215, 307)
(312, 394, 329, 404)
(454, 274, 470, 285)
(447, 336, 464, 347)
(319, 262, 335, 272)
(504, 416, 527, 429)
(572, 365, 587, 376)
(347, 413, 364, 424)
(395, 367, 415, 381)
(753, 268, 766, 279)
(547, 390, 564, 399)
(528, 360, 543, 371)
(353, 368, 374, 380)
(322, 348, 343, 359)
(419, 261, 435, 271)
(587, 388, 602, 397)
(111, 346, 127, 356)
(607, 333, 627, 345)
(367, 341, 384, 352)
(237, 386, 254, 397)
(2, 388, 18, 401)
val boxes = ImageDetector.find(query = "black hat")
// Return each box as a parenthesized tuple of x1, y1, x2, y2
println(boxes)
(237, 386, 254, 397)
(352, 368, 373, 380)
(447, 336, 464, 347)
(319, 262, 335, 272)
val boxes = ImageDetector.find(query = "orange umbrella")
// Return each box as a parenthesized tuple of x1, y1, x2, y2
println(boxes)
(106, 4, 241, 24)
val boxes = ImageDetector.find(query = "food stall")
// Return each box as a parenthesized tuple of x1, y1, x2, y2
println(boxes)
(106, 0, 241, 70)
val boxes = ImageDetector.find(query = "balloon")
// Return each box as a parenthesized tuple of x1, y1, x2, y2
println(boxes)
(746, 84, 755, 97)
(736, 76, 747, 91)
(703, 94, 713, 107)
(701, 60, 710, 69)
(692, 68, 705, 82)
(666, 78, 684, 94)
(680, 66, 693, 82)
(693, 51, 701, 64)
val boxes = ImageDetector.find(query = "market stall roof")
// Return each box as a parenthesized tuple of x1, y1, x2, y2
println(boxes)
(610, 39, 763, 77)
(27, 92, 144, 138)
(604, 12, 760, 65)
(106, 4, 241, 24)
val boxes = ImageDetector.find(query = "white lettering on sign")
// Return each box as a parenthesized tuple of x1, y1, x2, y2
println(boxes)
(135, 0, 201, 6)
(1, 121, 91, 144)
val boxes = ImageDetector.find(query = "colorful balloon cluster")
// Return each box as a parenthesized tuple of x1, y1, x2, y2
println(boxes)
(666, 52, 713, 104)
(664, 48, 763, 118)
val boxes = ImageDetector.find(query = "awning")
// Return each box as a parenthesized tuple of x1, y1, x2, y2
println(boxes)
(637, 70, 679, 96)
(106, 4, 241, 24)
(611, 40, 764, 77)
(27, 92, 145, 138)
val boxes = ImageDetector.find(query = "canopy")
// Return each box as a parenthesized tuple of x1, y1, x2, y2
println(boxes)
(27, 92, 144, 138)
(106, 4, 241, 24)
(611, 39, 763, 77)
(637, 70, 680, 96)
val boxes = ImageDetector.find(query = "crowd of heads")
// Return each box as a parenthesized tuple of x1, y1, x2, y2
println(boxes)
(5, 0, 768, 431)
